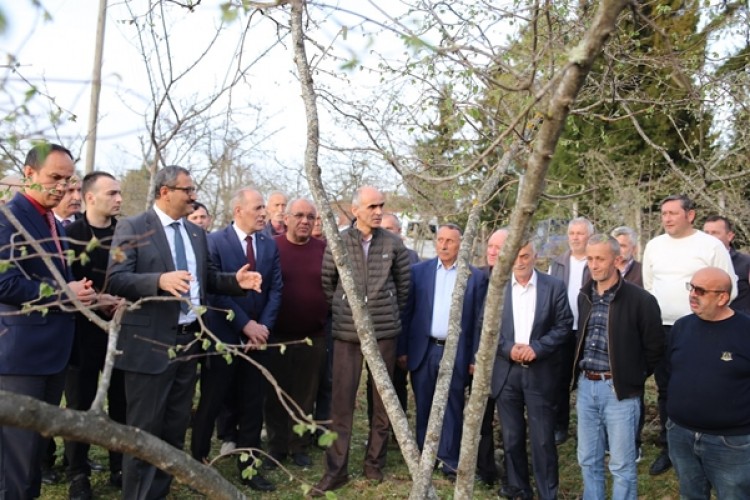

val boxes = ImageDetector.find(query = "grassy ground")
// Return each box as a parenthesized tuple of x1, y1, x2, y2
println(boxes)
(40, 377, 678, 499)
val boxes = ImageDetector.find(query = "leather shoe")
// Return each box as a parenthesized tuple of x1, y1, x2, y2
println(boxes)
(41, 468, 60, 485)
(554, 430, 568, 445)
(499, 485, 532, 500)
(69, 474, 93, 500)
(292, 452, 312, 467)
(87, 458, 106, 472)
(649, 451, 672, 476)
(312, 475, 349, 496)
(109, 470, 123, 489)
(262, 452, 286, 470)
(241, 473, 276, 492)
(364, 468, 383, 482)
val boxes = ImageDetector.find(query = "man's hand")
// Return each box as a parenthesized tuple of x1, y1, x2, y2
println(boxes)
(158, 271, 193, 297)
(68, 278, 96, 306)
(241, 320, 269, 351)
(96, 293, 122, 317)
(510, 343, 536, 363)
(236, 264, 262, 292)
(397, 355, 408, 371)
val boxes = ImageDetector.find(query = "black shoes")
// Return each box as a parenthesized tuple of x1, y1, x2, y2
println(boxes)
(241, 473, 276, 492)
(649, 450, 672, 476)
(554, 430, 569, 445)
(292, 452, 312, 467)
(311, 475, 349, 496)
(109, 470, 123, 489)
(41, 467, 60, 485)
(69, 474, 93, 500)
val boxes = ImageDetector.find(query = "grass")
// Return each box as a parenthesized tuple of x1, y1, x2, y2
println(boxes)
(39, 377, 678, 499)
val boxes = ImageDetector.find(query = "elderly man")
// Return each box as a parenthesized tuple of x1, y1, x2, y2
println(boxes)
(398, 224, 486, 478)
(52, 175, 82, 227)
(107, 167, 262, 498)
(493, 239, 572, 500)
(642, 194, 737, 475)
(264, 198, 327, 468)
(0, 143, 96, 499)
(315, 186, 411, 494)
(667, 267, 750, 498)
(703, 214, 750, 314)
(574, 235, 663, 500)
(549, 217, 593, 445)
(262, 191, 288, 237)
(611, 226, 643, 287)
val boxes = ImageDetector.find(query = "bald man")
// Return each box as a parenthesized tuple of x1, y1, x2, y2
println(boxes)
(666, 267, 750, 499)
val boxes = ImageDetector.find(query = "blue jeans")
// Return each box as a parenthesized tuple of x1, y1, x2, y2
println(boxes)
(667, 419, 750, 499)
(576, 375, 639, 500)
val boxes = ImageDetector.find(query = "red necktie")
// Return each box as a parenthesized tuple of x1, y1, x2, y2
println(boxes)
(245, 235, 256, 271)
(45, 211, 65, 267)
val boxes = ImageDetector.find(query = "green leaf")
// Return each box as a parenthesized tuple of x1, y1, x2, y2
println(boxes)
(304, 337, 313, 346)
(223, 353, 233, 365)
(0, 260, 15, 272)
(279, 344, 287, 355)
(167, 348, 176, 360)
(226, 309, 235, 322)
(215, 341, 225, 352)
(301, 484, 312, 495)
(85, 236, 100, 253)
(194, 305, 207, 316)
(239, 452, 250, 463)
(318, 430, 338, 448)
(325, 491, 337, 499)
(79, 252, 90, 266)
(39, 282, 55, 299)
(202, 338, 211, 351)
(293, 423, 306, 437)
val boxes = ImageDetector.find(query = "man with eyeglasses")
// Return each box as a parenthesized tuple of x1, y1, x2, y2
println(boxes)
(107, 167, 262, 498)
(263, 198, 327, 469)
(0, 143, 97, 499)
(666, 267, 750, 499)
(642, 194, 737, 475)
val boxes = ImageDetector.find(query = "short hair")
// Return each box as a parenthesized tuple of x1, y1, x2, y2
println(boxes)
(611, 226, 638, 245)
(230, 188, 261, 210)
(568, 217, 594, 236)
(383, 212, 402, 230)
(660, 194, 695, 212)
(351, 185, 381, 207)
(81, 171, 116, 197)
(24, 142, 74, 171)
(153, 165, 190, 199)
(191, 201, 209, 215)
(438, 223, 463, 236)
(286, 198, 316, 215)
(587, 233, 620, 256)
(705, 214, 733, 233)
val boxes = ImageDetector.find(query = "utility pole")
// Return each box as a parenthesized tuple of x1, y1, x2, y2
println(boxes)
(84, 0, 108, 173)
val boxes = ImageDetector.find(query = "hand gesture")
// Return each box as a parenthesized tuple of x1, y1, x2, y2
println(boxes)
(236, 264, 262, 292)
(158, 271, 193, 297)
(68, 278, 96, 306)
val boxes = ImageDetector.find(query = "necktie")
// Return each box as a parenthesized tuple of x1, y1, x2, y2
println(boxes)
(45, 211, 65, 267)
(245, 234, 256, 271)
(62, 219, 72, 228)
(171, 222, 190, 313)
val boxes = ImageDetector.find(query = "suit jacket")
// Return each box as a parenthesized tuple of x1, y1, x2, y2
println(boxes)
(107, 209, 244, 374)
(622, 259, 643, 288)
(0, 193, 75, 375)
(204, 224, 283, 344)
(491, 271, 573, 398)
(399, 259, 487, 376)
(549, 249, 591, 288)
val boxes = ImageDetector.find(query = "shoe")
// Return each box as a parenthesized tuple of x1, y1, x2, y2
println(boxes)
(649, 451, 672, 476)
(498, 484, 533, 500)
(477, 473, 497, 487)
(554, 430, 568, 445)
(292, 452, 312, 467)
(87, 459, 106, 472)
(262, 452, 287, 471)
(364, 468, 383, 482)
(41, 468, 60, 485)
(635, 446, 643, 464)
(69, 474, 93, 500)
(311, 475, 348, 496)
(441, 470, 457, 482)
(241, 473, 276, 492)
(220, 441, 237, 455)
(109, 470, 123, 489)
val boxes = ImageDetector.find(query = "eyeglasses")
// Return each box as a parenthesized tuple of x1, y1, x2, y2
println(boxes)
(685, 282, 727, 296)
(292, 213, 316, 221)
(168, 186, 197, 195)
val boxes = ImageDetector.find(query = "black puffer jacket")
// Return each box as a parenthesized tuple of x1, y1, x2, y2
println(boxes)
(322, 226, 411, 343)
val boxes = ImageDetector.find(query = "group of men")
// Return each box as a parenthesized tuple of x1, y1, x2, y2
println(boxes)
(1, 142, 749, 500)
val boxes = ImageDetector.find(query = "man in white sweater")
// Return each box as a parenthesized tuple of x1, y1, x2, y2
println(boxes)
(642, 194, 737, 476)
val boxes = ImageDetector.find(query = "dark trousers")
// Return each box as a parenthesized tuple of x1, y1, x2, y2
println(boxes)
(366, 365, 408, 426)
(313, 318, 333, 424)
(477, 397, 498, 483)
(323, 338, 396, 480)
(64, 363, 126, 478)
(554, 332, 576, 433)
(265, 337, 326, 455)
(215, 376, 240, 443)
(235, 351, 268, 472)
(0, 371, 66, 500)
(497, 365, 559, 500)
(653, 325, 673, 449)
(122, 341, 198, 500)
(191, 356, 239, 461)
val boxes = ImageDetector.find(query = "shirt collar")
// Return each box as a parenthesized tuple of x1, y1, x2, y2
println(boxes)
(512, 269, 537, 288)
(232, 222, 251, 242)
(153, 204, 182, 227)
(436, 259, 458, 271)
(22, 193, 48, 216)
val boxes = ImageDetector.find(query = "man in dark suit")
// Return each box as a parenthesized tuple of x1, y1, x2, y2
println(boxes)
(492, 239, 573, 500)
(398, 224, 486, 478)
(107, 166, 261, 500)
(0, 143, 96, 499)
(190, 188, 282, 492)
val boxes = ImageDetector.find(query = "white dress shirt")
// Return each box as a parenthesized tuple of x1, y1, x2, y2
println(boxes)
(511, 269, 538, 345)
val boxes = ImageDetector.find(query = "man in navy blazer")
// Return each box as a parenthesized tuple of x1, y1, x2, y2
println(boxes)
(398, 224, 487, 477)
(492, 239, 572, 500)
(107, 167, 261, 499)
(190, 188, 282, 492)
(0, 143, 96, 499)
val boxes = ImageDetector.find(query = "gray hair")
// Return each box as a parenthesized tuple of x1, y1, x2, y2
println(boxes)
(286, 197, 316, 215)
(438, 223, 463, 236)
(587, 233, 620, 256)
(230, 188, 262, 210)
(383, 212, 402, 230)
(154, 165, 190, 199)
(611, 226, 638, 245)
(569, 217, 594, 236)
